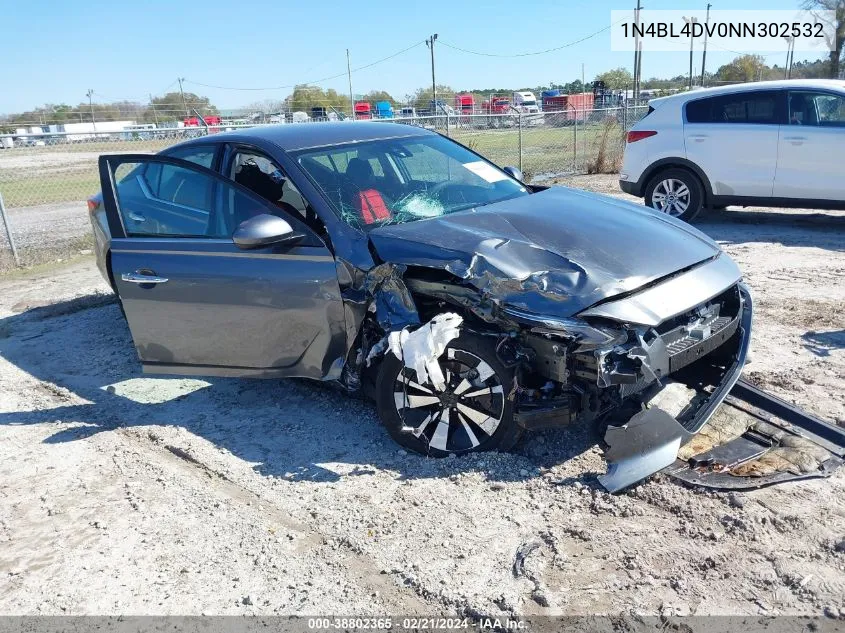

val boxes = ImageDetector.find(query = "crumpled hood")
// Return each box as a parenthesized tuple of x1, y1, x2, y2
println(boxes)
(368, 186, 722, 316)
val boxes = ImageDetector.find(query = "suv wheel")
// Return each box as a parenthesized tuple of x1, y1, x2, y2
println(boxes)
(645, 168, 704, 222)
(375, 332, 522, 457)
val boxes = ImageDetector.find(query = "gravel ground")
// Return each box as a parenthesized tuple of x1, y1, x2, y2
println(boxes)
(1, 177, 844, 618)
(0, 201, 92, 271)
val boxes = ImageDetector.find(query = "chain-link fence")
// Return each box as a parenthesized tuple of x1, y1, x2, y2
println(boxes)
(0, 105, 649, 270)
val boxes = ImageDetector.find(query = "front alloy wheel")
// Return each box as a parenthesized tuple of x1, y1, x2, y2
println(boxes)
(375, 333, 521, 456)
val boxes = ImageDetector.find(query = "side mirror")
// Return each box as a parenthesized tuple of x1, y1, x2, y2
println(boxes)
(503, 166, 523, 182)
(233, 214, 303, 249)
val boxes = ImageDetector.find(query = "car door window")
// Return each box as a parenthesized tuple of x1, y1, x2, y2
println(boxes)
(789, 91, 845, 127)
(165, 145, 216, 168)
(686, 91, 783, 124)
(111, 159, 274, 238)
(228, 149, 322, 229)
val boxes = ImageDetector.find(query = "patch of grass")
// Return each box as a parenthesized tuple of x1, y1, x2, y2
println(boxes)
(0, 171, 99, 207)
(0, 233, 95, 275)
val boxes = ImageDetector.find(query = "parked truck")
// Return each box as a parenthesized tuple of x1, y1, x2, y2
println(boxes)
(482, 96, 511, 115)
(184, 115, 222, 127)
(541, 92, 594, 125)
(454, 94, 475, 114)
(512, 91, 539, 113)
(375, 101, 394, 119)
(481, 95, 513, 128)
(354, 102, 373, 120)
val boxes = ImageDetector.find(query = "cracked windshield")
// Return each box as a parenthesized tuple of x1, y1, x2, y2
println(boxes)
(294, 134, 529, 229)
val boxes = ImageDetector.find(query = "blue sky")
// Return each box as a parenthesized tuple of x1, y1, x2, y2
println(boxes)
(0, 0, 816, 113)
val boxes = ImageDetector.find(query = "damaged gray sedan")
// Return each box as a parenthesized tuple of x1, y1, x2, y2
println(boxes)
(89, 122, 751, 491)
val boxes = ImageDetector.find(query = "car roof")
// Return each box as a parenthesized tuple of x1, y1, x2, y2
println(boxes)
(650, 79, 845, 108)
(176, 121, 433, 152)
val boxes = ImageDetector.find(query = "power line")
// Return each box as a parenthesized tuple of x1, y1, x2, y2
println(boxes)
(186, 41, 426, 91)
(706, 40, 778, 60)
(92, 90, 153, 102)
(437, 17, 630, 58)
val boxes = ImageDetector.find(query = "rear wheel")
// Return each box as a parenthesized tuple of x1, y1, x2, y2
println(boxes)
(645, 168, 704, 222)
(375, 332, 521, 456)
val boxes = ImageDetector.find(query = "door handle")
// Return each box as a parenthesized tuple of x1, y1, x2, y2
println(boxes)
(688, 134, 707, 142)
(783, 136, 806, 142)
(127, 212, 146, 223)
(122, 272, 168, 284)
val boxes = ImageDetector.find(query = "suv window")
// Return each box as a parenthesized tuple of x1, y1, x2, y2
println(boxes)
(686, 91, 782, 125)
(112, 160, 271, 239)
(788, 91, 845, 127)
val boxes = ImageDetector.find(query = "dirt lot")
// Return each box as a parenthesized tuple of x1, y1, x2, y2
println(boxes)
(1, 175, 844, 618)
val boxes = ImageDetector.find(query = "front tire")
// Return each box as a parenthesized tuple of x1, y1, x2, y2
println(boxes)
(645, 168, 704, 222)
(375, 332, 521, 456)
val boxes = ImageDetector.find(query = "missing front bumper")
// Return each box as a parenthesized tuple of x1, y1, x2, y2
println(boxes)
(598, 282, 844, 492)
(599, 284, 754, 493)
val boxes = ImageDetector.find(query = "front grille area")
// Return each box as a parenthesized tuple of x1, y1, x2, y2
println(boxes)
(570, 283, 743, 395)
(667, 315, 739, 373)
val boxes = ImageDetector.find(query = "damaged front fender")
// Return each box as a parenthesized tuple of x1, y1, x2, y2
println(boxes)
(362, 262, 421, 332)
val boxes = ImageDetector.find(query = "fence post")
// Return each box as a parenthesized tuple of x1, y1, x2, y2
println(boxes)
(446, 112, 450, 137)
(517, 111, 523, 172)
(0, 191, 21, 267)
(572, 115, 578, 173)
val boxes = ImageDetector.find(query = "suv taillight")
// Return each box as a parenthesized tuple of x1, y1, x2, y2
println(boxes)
(87, 195, 101, 213)
(627, 130, 657, 143)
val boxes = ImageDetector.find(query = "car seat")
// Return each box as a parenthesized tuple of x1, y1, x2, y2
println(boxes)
(233, 162, 302, 226)
(235, 163, 284, 203)
(344, 158, 392, 225)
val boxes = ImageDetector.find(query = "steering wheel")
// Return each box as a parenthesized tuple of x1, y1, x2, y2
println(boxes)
(425, 180, 457, 199)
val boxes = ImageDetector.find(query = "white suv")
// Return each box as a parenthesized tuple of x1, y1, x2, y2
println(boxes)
(620, 79, 845, 221)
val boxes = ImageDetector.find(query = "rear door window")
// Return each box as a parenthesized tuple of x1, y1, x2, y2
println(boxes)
(686, 91, 784, 125)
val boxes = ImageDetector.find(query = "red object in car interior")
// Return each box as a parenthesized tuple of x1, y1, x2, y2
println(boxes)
(357, 190, 391, 224)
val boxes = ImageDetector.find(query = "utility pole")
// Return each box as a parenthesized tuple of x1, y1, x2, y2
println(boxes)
(86, 89, 97, 131)
(149, 93, 159, 125)
(346, 49, 354, 118)
(426, 34, 438, 111)
(633, 0, 642, 100)
(789, 38, 795, 78)
(636, 41, 643, 100)
(700, 3, 711, 87)
(683, 16, 698, 89)
(782, 36, 797, 78)
(177, 77, 189, 116)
